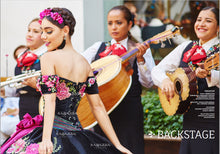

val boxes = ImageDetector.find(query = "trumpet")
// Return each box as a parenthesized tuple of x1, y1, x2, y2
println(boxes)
(0, 70, 41, 88)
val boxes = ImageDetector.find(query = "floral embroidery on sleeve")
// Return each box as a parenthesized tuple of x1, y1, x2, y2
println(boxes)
(87, 77, 96, 87)
(85, 76, 99, 94)
(37, 75, 59, 94)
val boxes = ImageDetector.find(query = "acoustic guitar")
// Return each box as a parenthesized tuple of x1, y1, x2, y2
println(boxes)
(77, 26, 182, 129)
(158, 52, 219, 116)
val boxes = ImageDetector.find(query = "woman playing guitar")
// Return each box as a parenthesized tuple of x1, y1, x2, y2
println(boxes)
(151, 7, 219, 154)
(82, 5, 155, 154)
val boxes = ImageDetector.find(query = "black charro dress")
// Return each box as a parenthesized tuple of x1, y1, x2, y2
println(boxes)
(1, 75, 122, 154)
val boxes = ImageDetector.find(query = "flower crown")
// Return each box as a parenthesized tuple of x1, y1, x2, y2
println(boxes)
(39, 9, 63, 24)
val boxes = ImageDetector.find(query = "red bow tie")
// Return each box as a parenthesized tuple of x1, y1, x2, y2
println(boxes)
(99, 43, 126, 58)
(16, 51, 38, 67)
(183, 44, 207, 64)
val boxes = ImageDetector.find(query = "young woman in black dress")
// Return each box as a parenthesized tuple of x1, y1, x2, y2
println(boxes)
(1, 7, 131, 154)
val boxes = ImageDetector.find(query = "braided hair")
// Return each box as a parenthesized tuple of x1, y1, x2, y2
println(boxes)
(44, 7, 76, 36)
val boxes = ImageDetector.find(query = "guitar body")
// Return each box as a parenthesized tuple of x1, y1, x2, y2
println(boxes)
(158, 52, 219, 116)
(158, 67, 198, 115)
(77, 55, 132, 129)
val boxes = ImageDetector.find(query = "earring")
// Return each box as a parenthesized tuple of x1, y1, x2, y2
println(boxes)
(57, 35, 66, 49)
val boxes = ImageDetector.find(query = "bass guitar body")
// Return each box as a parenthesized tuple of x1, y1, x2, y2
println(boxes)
(158, 67, 198, 116)
(77, 55, 132, 129)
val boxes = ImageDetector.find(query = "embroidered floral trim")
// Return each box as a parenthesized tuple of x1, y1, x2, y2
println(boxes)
(79, 84, 86, 97)
(87, 77, 96, 87)
(37, 75, 60, 94)
(6, 138, 26, 153)
(56, 81, 71, 100)
(207, 44, 220, 57)
(37, 75, 97, 101)
(25, 143, 39, 154)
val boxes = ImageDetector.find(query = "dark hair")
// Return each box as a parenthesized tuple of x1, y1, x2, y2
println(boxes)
(108, 5, 139, 42)
(201, 6, 219, 25)
(13, 45, 28, 59)
(145, 3, 160, 18)
(108, 5, 132, 24)
(44, 8, 76, 36)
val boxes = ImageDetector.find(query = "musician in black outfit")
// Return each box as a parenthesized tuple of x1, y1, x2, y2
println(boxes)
(151, 7, 219, 154)
(15, 18, 46, 120)
(82, 5, 155, 154)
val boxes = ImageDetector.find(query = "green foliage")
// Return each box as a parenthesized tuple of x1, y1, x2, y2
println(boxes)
(142, 90, 183, 137)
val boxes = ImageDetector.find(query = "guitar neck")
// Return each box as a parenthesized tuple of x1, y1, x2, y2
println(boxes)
(120, 40, 151, 64)
(121, 26, 181, 64)
(186, 52, 219, 82)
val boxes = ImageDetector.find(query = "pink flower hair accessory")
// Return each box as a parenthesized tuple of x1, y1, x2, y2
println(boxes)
(39, 8, 64, 24)
(51, 12, 63, 24)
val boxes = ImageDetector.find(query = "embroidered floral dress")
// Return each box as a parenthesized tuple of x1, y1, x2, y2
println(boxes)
(1, 75, 121, 154)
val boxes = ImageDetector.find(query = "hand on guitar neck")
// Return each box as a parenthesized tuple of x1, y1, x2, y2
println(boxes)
(135, 42, 150, 63)
(195, 63, 210, 79)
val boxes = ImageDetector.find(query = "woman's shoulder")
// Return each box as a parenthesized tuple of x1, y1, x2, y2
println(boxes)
(41, 50, 63, 59)
(41, 51, 55, 58)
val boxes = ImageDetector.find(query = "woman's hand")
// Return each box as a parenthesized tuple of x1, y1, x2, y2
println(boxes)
(195, 63, 209, 78)
(116, 144, 132, 154)
(136, 42, 150, 63)
(39, 139, 53, 154)
(161, 78, 175, 100)
(22, 76, 38, 89)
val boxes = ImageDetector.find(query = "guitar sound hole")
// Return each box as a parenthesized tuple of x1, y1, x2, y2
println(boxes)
(176, 81, 181, 92)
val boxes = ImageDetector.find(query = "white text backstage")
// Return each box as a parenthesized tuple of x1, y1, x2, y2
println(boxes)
(150, 130, 215, 139)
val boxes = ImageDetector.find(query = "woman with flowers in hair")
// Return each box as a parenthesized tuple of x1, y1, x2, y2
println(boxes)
(1, 7, 131, 154)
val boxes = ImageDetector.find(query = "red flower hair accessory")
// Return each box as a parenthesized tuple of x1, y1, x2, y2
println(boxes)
(38, 9, 63, 24)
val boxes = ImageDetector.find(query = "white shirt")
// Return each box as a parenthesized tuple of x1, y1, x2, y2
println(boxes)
(81, 38, 155, 88)
(151, 37, 219, 88)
